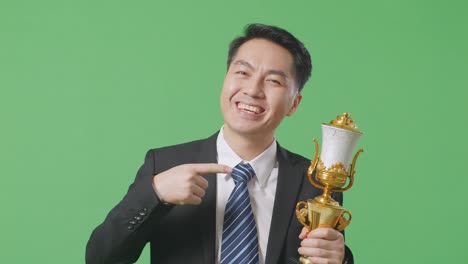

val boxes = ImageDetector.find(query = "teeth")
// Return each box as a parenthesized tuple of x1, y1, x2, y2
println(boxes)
(238, 103, 260, 114)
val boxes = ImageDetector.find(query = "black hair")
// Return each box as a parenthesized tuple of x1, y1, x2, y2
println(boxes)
(227, 23, 312, 91)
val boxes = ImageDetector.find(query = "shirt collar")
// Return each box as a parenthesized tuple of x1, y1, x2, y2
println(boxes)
(216, 127, 277, 187)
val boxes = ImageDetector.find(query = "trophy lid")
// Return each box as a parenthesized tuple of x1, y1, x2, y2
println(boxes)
(326, 112, 362, 134)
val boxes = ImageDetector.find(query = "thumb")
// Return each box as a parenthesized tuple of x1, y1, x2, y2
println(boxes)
(298, 227, 308, 240)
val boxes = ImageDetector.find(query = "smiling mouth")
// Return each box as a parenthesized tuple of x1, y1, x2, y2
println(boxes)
(237, 102, 265, 114)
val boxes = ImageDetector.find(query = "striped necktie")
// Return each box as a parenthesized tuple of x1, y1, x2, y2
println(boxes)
(220, 162, 259, 264)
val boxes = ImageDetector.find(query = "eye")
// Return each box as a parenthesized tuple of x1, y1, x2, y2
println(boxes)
(267, 79, 282, 86)
(236, 71, 247, 75)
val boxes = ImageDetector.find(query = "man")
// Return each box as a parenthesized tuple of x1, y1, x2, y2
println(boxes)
(86, 23, 353, 264)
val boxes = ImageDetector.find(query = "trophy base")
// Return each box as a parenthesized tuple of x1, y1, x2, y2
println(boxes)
(299, 256, 314, 264)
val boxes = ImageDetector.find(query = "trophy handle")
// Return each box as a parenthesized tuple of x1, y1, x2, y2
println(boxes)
(335, 148, 363, 192)
(307, 138, 324, 190)
(295, 201, 310, 232)
(336, 210, 352, 231)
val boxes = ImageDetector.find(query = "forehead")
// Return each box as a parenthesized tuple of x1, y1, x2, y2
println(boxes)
(232, 38, 295, 76)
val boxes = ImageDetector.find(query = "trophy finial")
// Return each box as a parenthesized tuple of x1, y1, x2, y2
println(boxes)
(329, 112, 362, 133)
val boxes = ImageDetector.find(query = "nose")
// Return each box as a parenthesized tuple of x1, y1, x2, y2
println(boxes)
(242, 76, 265, 99)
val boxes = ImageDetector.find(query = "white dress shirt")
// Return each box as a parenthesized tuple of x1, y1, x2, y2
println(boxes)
(216, 128, 278, 264)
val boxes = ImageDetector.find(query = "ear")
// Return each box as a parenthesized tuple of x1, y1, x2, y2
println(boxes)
(287, 93, 302, 116)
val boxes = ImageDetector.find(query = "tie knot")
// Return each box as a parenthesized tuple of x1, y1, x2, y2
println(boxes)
(231, 163, 255, 184)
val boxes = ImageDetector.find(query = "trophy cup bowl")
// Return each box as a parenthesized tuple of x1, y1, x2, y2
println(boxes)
(295, 112, 363, 264)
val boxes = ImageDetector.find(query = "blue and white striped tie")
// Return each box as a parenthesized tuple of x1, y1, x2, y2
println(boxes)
(220, 162, 259, 264)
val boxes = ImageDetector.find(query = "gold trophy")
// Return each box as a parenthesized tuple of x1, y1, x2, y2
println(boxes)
(295, 112, 363, 264)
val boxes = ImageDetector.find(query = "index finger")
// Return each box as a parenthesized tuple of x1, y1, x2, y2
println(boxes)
(190, 163, 232, 175)
(307, 228, 343, 240)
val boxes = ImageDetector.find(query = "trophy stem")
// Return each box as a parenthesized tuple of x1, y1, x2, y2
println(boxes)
(314, 185, 338, 206)
(323, 187, 331, 200)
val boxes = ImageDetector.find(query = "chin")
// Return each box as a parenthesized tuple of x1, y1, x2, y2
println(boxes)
(227, 123, 270, 138)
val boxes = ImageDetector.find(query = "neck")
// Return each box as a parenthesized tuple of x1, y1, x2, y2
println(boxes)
(222, 126, 275, 161)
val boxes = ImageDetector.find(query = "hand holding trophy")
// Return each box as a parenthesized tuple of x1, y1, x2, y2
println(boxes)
(296, 112, 363, 264)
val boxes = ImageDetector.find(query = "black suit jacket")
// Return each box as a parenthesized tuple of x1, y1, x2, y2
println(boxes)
(86, 132, 353, 264)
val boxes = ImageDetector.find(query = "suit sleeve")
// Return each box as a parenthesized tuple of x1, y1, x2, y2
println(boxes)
(85, 150, 173, 264)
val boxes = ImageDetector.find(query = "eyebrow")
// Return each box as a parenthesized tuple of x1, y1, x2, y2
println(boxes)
(233, 60, 254, 70)
(233, 59, 289, 79)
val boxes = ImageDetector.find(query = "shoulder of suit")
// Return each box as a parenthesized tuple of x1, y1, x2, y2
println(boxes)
(153, 137, 208, 153)
(144, 132, 218, 168)
(147, 139, 209, 163)
(150, 131, 217, 153)
(277, 144, 311, 166)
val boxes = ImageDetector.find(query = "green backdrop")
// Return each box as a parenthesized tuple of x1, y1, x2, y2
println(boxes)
(1, 0, 467, 263)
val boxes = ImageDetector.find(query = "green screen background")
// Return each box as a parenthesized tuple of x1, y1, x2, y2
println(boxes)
(1, 0, 467, 263)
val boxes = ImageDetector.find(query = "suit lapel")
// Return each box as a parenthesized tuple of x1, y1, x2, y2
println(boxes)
(265, 145, 305, 264)
(196, 132, 219, 264)
(193, 134, 306, 264)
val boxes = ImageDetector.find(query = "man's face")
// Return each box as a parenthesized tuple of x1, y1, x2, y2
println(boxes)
(220, 38, 302, 140)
